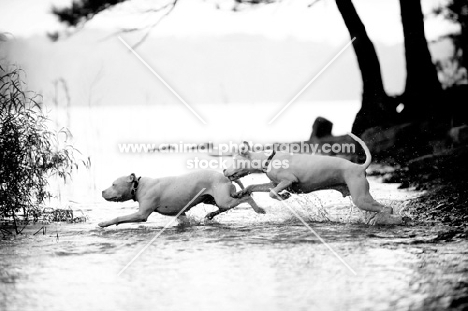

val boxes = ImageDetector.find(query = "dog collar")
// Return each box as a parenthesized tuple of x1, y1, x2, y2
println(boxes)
(262, 150, 276, 173)
(131, 176, 141, 201)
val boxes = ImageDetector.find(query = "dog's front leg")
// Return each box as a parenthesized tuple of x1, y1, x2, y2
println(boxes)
(234, 182, 277, 198)
(98, 211, 151, 228)
(233, 179, 245, 190)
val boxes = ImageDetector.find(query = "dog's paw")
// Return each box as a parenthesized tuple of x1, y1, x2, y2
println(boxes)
(98, 222, 108, 228)
(254, 207, 266, 214)
(279, 192, 291, 200)
(204, 212, 217, 220)
(368, 213, 403, 226)
(269, 190, 291, 201)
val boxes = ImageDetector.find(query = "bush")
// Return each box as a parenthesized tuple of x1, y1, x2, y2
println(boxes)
(0, 65, 86, 234)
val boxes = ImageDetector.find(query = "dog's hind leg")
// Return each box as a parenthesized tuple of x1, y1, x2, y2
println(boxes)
(346, 170, 391, 214)
(244, 196, 266, 214)
(269, 180, 294, 201)
(205, 196, 265, 220)
(345, 169, 403, 225)
(206, 183, 265, 219)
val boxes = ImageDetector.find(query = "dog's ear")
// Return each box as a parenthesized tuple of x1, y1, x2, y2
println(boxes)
(239, 141, 250, 156)
(127, 173, 136, 183)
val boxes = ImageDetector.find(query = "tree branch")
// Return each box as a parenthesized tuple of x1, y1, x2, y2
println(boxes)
(130, 0, 178, 49)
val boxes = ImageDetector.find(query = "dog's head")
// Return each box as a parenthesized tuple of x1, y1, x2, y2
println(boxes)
(223, 141, 266, 181)
(102, 173, 138, 202)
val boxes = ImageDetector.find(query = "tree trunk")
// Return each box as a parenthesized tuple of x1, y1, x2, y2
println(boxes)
(335, 0, 397, 136)
(399, 0, 442, 119)
(461, 24, 468, 75)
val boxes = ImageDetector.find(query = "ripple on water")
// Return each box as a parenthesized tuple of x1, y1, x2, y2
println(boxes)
(1, 181, 466, 311)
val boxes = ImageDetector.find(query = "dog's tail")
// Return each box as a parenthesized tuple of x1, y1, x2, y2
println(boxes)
(347, 132, 372, 169)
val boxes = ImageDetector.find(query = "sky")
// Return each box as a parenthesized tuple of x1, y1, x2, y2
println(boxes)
(0, 0, 457, 45)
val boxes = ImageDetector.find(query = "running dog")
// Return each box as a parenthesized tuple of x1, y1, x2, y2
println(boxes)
(223, 133, 403, 225)
(99, 170, 264, 227)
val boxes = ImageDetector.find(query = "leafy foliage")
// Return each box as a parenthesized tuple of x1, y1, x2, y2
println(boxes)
(436, 57, 467, 88)
(434, 0, 468, 84)
(0, 65, 88, 234)
(52, 0, 131, 27)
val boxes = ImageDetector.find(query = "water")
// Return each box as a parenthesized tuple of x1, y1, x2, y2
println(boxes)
(2, 102, 467, 310)
(2, 176, 467, 311)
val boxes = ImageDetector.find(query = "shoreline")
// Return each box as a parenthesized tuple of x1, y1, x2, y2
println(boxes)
(370, 146, 468, 231)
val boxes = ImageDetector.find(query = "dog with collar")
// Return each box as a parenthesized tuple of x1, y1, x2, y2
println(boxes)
(98, 170, 265, 227)
(223, 133, 403, 225)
